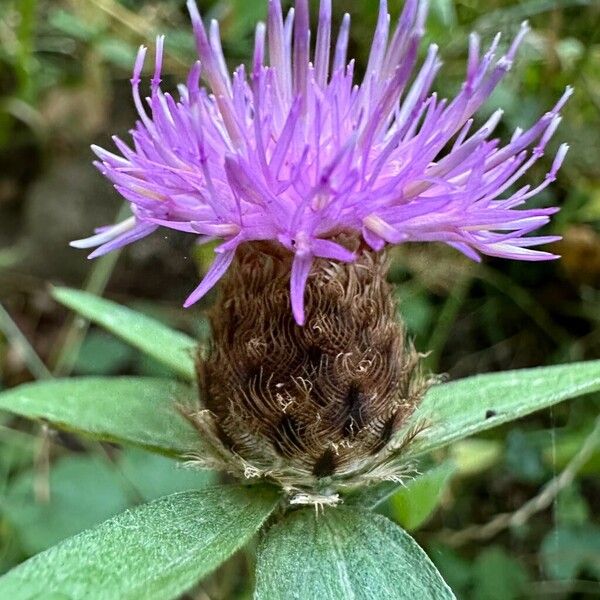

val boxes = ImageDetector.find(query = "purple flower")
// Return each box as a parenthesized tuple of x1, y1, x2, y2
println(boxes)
(72, 0, 570, 325)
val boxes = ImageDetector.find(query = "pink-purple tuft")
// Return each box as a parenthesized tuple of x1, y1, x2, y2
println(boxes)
(73, 0, 571, 325)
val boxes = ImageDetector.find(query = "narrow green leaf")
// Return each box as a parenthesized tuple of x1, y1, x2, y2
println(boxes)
(255, 507, 455, 599)
(406, 360, 600, 457)
(0, 485, 281, 600)
(390, 462, 456, 531)
(354, 361, 600, 510)
(0, 377, 200, 456)
(52, 287, 197, 380)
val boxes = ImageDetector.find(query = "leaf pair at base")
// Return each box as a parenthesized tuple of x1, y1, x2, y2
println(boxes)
(0, 484, 455, 600)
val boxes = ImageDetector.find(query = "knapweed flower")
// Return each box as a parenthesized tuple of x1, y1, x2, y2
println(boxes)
(73, 0, 570, 327)
(73, 0, 570, 503)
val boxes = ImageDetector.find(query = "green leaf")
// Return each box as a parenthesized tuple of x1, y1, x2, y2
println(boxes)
(450, 439, 502, 476)
(471, 547, 530, 600)
(2, 451, 214, 555)
(255, 507, 455, 599)
(3, 455, 130, 554)
(406, 360, 600, 457)
(344, 481, 401, 510)
(118, 448, 216, 502)
(0, 485, 280, 600)
(52, 287, 197, 381)
(541, 525, 600, 580)
(48, 9, 102, 41)
(97, 38, 138, 69)
(504, 429, 546, 483)
(73, 331, 135, 375)
(355, 361, 600, 510)
(426, 543, 473, 598)
(390, 461, 456, 531)
(0, 377, 200, 457)
(555, 485, 590, 527)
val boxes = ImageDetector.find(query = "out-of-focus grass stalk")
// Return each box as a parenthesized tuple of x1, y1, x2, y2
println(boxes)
(437, 413, 600, 547)
(49, 253, 121, 377)
(0, 0, 38, 148)
(425, 277, 472, 373)
(0, 296, 53, 501)
(89, 0, 154, 38)
(88, 0, 186, 67)
(50, 206, 129, 377)
(479, 266, 571, 348)
(0, 303, 52, 380)
(474, 0, 593, 32)
(15, 0, 38, 104)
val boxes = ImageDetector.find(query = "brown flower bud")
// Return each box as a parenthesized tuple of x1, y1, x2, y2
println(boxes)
(185, 237, 432, 505)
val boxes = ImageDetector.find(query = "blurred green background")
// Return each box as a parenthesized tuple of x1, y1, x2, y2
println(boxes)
(0, 0, 599, 598)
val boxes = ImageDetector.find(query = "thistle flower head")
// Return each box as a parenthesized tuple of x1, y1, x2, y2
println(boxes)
(73, 0, 570, 325)
(188, 240, 431, 500)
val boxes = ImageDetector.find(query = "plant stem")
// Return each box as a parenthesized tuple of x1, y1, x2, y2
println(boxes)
(425, 277, 472, 372)
(50, 205, 129, 377)
(0, 303, 52, 380)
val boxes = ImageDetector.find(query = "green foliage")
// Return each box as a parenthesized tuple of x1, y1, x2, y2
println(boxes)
(546, 425, 600, 474)
(450, 439, 502, 476)
(0, 485, 280, 600)
(2, 322, 598, 507)
(406, 360, 600, 457)
(73, 331, 135, 375)
(429, 544, 533, 600)
(504, 428, 547, 483)
(555, 484, 590, 526)
(0, 377, 199, 456)
(541, 525, 600, 581)
(3, 454, 131, 555)
(2, 450, 215, 556)
(470, 547, 531, 600)
(1, 0, 600, 596)
(118, 448, 216, 502)
(52, 288, 197, 381)
(1, 300, 598, 597)
(427, 544, 473, 598)
(255, 507, 455, 599)
(390, 461, 456, 531)
(352, 359, 600, 511)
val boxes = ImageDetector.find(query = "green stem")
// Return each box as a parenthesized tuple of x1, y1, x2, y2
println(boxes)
(15, 0, 39, 104)
(479, 266, 571, 347)
(0, 303, 52, 380)
(50, 205, 129, 377)
(425, 277, 472, 373)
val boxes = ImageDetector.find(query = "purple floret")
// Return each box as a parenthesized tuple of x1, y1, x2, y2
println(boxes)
(72, 0, 571, 325)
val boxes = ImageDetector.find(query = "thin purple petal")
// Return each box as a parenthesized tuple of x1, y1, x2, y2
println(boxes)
(184, 249, 236, 307)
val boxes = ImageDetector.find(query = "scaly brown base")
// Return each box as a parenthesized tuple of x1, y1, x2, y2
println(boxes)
(185, 237, 432, 504)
